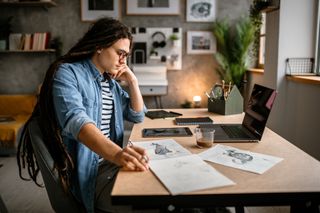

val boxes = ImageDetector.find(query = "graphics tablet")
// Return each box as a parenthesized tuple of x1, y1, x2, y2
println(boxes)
(142, 127, 193, 138)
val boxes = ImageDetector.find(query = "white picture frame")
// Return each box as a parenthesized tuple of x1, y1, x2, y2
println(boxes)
(187, 31, 216, 54)
(127, 0, 180, 15)
(80, 0, 120, 22)
(186, 0, 216, 22)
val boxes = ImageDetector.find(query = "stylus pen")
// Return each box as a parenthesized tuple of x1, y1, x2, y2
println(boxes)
(169, 111, 183, 116)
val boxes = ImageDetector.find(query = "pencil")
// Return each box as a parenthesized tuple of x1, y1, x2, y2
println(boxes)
(169, 111, 183, 116)
(128, 140, 133, 147)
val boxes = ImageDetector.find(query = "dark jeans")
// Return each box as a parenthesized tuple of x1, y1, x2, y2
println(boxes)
(95, 160, 131, 213)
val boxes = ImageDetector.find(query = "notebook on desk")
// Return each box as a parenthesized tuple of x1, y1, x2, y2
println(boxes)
(199, 84, 277, 142)
(145, 110, 182, 119)
(175, 117, 213, 125)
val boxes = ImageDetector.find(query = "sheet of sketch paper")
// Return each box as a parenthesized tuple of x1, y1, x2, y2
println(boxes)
(149, 154, 235, 195)
(198, 144, 283, 174)
(133, 139, 235, 195)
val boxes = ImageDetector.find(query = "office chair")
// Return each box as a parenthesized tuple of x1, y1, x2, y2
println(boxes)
(28, 118, 85, 213)
(0, 195, 8, 213)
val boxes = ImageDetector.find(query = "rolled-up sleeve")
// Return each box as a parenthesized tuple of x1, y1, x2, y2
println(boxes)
(52, 64, 95, 139)
(127, 104, 147, 123)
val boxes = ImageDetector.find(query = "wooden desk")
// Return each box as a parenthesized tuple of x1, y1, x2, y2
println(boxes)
(112, 109, 320, 210)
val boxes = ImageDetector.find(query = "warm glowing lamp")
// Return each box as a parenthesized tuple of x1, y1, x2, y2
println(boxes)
(193, 95, 201, 108)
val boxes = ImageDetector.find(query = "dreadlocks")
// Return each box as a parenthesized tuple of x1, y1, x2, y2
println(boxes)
(17, 17, 133, 192)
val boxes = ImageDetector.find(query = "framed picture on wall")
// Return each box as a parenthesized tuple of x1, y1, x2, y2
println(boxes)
(80, 0, 120, 22)
(187, 31, 216, 54)
(186, 0, 216, 22)
(127, 0, 180, 15)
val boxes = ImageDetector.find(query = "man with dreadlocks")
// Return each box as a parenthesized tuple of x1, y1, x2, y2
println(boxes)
(17, 17, 149, 212)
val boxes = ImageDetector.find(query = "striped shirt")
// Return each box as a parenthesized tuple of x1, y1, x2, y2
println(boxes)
(100, 79, 113, 138)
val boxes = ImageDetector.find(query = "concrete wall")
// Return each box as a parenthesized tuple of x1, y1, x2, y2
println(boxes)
(247, 0, 320, 160)
(0, 0, 251, 109)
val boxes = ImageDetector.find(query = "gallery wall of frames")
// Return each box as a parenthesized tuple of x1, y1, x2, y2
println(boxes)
(81, 0, 216, 22)
(81, 0, 217, 71)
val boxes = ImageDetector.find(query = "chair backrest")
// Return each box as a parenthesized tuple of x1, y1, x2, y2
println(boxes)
(28, 118, 85, 213)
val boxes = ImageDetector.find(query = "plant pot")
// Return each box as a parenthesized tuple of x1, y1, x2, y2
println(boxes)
(172, 40, 180, 47)
(0, 40, 6, 50)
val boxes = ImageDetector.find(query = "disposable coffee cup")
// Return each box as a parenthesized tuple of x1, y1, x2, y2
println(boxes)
(195, 127, 215, 148)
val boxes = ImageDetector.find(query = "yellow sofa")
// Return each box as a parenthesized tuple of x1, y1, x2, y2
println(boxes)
(0, 95, 37, 155)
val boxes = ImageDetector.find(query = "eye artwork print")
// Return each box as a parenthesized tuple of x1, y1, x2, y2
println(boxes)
(190, 2, 212, 18)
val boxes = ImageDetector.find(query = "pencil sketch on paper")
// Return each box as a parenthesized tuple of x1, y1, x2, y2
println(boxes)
(198, 144, 283, 174)
(152, 143, 173, 155)
(132, 139, 191, 161)
(173, 159, 188, 169)
(224, 149, 253, 165)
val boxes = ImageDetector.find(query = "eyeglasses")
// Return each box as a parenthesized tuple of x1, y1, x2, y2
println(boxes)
(116, 49, 131, 60)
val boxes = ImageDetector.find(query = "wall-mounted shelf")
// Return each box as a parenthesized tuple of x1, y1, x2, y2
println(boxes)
(0, 49, 55, 53)
(260, 6, 279, 13)
(0, 1, 56, 7)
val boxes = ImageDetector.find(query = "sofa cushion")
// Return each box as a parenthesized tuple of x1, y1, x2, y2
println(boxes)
(0, 95, 36, 155)
(0, 95, 36, 116)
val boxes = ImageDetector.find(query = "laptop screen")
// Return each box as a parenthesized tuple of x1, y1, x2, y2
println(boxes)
(242, 84, 277, 140)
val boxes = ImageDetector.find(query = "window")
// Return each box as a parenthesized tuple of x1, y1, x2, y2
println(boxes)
(258, 12, 266, 68)
(315, 0, 320, 75)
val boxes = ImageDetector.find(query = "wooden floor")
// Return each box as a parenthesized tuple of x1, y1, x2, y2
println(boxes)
(0, 156, 290, 213)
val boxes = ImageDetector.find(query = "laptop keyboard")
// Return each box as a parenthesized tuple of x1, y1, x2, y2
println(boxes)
(221, 125, 251, 138)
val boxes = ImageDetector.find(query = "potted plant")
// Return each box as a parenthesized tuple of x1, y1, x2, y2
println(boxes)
(169, 33, 180, 47)
(0, 16, 13, 50)
(49, 36, 63, 58)
(212, 16, 255, 90)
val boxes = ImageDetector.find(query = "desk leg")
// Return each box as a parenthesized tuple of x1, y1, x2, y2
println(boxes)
(154, 96, 163, 109)
(291, 202, 320, 213)
(158, 96, 163, 109)
(235, 206, 244, 213)
(154, 96, 159, 109)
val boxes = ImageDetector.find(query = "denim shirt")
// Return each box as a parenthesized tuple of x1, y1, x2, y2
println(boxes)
(52, 59, 146, 212)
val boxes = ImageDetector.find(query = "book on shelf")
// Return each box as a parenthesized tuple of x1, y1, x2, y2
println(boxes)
(175, 117, 213, 125)
(32, 32, 50, 50)
(8, 32, 51, 51)
(24, 34, 32, 50)
(9, 33, 23, 50)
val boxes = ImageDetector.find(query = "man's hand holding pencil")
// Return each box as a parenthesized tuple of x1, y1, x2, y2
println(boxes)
(114, 140, 149, 171)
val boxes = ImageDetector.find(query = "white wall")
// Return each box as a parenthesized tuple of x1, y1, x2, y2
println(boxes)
(248, 0, 320, 160)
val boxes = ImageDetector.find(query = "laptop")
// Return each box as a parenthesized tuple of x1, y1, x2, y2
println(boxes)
(200, 84, 277, 142)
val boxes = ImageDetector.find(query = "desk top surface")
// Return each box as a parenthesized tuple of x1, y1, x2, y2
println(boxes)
(112, 109, 320, 198)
